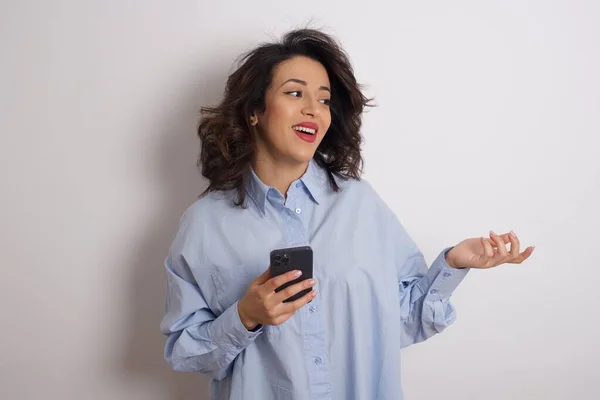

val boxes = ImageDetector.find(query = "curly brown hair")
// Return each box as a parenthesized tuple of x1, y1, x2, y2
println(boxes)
(197, 28, 373, 206)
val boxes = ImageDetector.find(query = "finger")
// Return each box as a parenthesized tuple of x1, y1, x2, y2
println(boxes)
(254, 266, 272, 286)
(271, 312, 294, 326)
(263, 269, 303, 295)
(512, 246, 535, 264)
(481, 237, 495, 264)
(508, 231, 520, 258)
(280, 289, 317, 314)
(492, 233, 512, 247)
(490, 230, 508, 257)
(273, 278, 317, 304)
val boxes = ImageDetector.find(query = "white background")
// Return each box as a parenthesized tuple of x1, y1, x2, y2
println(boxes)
(1, 1, 599, 399)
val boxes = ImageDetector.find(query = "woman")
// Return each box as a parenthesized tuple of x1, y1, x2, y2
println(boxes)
(160, 28, 535, 399)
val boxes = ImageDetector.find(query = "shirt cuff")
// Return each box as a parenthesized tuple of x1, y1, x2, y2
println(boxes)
(422, 247, 469, 302)
(208, 300, 264, 352)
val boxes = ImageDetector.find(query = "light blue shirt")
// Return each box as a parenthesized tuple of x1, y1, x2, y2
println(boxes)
(160, 159, 469, 399)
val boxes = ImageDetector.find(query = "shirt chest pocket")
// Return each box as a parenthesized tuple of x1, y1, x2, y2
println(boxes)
(210, 263, 265, 313)
(208, 262, 299, 338)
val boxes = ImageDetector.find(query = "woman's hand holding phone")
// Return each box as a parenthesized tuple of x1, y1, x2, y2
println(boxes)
(238, 267, 317, 331)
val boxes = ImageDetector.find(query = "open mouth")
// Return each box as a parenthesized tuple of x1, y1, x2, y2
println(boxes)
(292, 126, 317, 135)
(292, 125, 318, 143)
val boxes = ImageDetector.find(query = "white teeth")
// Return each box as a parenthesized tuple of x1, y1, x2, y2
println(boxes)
(293, 126, 316, 135)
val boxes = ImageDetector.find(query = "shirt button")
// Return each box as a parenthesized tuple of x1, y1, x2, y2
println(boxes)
(443, 272, 451, 278)
(314, 357, 322, 365)
(295, 208, 301, 214)
(430, 289, 438, 295)
(296, 182, 302, 188)
(309, 305, 316, 313)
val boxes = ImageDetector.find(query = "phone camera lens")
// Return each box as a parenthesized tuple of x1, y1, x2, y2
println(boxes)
(282, 254, 289, 263)
(274, 255, 281, 262)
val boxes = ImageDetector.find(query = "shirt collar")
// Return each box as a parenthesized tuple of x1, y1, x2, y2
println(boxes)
(246, 159, 327, 215)
(300, 158, 326, 204)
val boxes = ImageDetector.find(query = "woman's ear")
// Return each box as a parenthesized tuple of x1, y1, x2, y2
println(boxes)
(249, 115, 258, 126)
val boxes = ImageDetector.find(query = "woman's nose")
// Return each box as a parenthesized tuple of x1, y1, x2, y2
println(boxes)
(302, 101, 318, 117)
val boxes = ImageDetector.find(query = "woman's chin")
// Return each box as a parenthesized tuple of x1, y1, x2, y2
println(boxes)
(289, 151, 316, 164)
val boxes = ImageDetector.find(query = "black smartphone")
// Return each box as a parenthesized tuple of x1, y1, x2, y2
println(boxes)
(269, 245, 313, 303)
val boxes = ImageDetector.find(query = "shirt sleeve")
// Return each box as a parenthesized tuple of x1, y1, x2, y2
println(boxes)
(374, 190, 469, 348)
(397, 245, 469, 348)
(159, 210, 263, 379)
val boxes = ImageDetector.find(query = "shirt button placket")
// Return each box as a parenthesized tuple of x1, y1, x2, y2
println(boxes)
(286, 187, 331, 398)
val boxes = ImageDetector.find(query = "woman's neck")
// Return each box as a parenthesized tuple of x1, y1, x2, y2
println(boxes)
(251, 156, 309, 200)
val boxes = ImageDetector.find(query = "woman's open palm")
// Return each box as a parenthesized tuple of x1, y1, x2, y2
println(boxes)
(446, 230, 535, 269)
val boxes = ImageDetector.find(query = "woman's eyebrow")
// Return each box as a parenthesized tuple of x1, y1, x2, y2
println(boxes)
(280, 78, 331, 93)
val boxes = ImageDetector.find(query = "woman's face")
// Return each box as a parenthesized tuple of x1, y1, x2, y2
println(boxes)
(253, 56, 332, 166)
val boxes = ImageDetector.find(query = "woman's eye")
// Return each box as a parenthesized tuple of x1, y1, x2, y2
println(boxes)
(285, 91, 330, 106)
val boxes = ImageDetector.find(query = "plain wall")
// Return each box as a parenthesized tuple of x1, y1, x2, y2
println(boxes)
(1, 1, 599, 399)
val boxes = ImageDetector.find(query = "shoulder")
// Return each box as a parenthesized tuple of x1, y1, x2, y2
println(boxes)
(325, 175, 402, 228)
(337, 176, 409, 230)
(179, 190, 237, 224)
(340, 177, 419, 254)
(335, 175, 388, 209)
(171, 190, 238, 247)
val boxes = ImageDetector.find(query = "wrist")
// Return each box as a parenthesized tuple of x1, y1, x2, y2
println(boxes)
(445, 248, 461, 269)
(237, 300, 258, 331)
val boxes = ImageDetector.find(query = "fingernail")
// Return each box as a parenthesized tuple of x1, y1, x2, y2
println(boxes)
(510, 231, 516, 238)
(490, 230, 496, 236)
(308, 279, 316, 285)
(294, 270, 302, 277)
